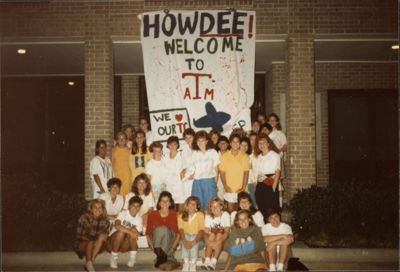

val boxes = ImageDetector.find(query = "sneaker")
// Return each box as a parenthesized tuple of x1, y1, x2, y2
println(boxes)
(196, 258, 203, 266)
(85, 261, 95, 272)
(277, 263, 284, 272)
(182, 262, 190, 272)
(127, 256, 136, 267)
(154, 248, 167, 268)
(189, 262, 196, 272)
(269, 264, 277, 272)
(207, 263, 215, 271)
(201, 259, 210, 271)
(110, 257, 118, 269)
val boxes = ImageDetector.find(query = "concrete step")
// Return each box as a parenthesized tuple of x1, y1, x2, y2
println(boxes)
(3, 246, 398, 267)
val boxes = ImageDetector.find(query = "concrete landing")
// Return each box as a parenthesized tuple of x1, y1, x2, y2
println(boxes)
(2, 247, 399, 271)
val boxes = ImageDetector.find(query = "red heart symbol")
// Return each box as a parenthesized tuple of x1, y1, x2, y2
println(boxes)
(175, 114, 183, 122)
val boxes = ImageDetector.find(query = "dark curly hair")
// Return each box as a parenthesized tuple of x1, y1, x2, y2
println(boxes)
(156, 191, 175, 210)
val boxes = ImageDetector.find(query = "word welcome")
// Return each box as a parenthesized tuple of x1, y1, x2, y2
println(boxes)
(164, 37, 243, 55)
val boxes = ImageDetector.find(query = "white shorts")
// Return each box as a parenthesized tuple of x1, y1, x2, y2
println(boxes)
(217, 179, 225, 200)
(224, 192, 238, 203)
(183, 179, 194, 200)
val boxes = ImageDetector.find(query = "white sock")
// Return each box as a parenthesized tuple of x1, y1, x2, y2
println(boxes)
(210, 257, 217, 265)
(129, 251, 137, 257)
(269, 263, 276, 271)
(277, 263, 284, 271)
(190, 258, 197, 264)
(204, 257, 210, 264)
(184, 258, 190, 263)
(111, 251, 119, 259)
(279, 197, 283, 207)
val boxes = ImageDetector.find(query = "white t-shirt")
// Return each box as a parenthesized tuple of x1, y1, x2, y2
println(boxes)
(269, 130, 287, 158)
(162, 152, 184, 185)
(255, 151, 281, 181)
(99, 192, 124, 217)
(269, 130, 287, 150)
(146, 159, 166, 186)
(205, 211, 231, 229)
(110, 210, 143, 236)
(124, 192, 155, 216)
(90, 156, 113, 198)
(181, 145, 194, 179)
(190, 149, 220, 179)
(230, 210, 265, 228)
(262, 222, 293, 236)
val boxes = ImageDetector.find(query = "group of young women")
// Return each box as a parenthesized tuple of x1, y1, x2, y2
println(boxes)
(76, 113, 292, 271)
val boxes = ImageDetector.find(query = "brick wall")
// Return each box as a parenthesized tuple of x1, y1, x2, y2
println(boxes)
(84, 6, 115, 198)
(1, 1, 396, 37)
(315, 62, 398, 186)
(286, 34, 316, 199)
(121, 75, 141, 128)
(270, 63, 287, 116)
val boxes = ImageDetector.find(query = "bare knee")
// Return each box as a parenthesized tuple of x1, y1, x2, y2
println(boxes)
(97, 233, 108, 242)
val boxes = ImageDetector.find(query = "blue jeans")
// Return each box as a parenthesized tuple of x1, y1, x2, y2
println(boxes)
(192, 178, 217, 210)
(181, 234, 199, 260)
(247, 183, 257, 208)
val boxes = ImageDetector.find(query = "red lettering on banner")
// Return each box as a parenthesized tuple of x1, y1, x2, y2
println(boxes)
(182, 72, 214, 100)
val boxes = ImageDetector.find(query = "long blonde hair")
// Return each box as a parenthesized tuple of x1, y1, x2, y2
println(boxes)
(82, 199, 108, 230)
(181, 196, 201, 222)
(207, 198, 225, 218)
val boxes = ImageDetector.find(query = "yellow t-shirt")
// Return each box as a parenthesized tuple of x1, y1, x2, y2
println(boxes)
(219, 151, 250, 192)
(130, 150, 151, 181)
(178, 212, 205, 235)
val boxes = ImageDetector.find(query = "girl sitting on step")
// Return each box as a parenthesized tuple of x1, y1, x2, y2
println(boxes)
(73, 199, 110, 272)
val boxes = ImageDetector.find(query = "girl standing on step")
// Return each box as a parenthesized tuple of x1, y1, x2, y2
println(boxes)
(111, 132, 132, 196)
(73, 199, 110, 272)
(163, 136, 185, 211)
(178, 196, 205, 272)
(216, 136, 230, 200)
(130, 129, 151, 184)
(219, 133, 250, 213)
(267, 113, 288, 209)
(181, 128, 196, 202)
(90, 139, 113, 199)
(139, 116, 154, 145)
(146, 141, 166, 201)
(190, 130, 220, 210)
(254, 134, 281, 219)
(122, 124, 135, 152)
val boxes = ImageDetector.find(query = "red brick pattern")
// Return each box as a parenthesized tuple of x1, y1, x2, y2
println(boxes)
(286, 34, 316, 199)
(121, 75, 141, 128)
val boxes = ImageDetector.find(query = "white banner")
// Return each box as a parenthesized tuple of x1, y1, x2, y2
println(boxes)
(141, 10, 256, 142)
